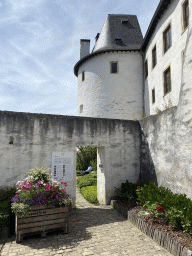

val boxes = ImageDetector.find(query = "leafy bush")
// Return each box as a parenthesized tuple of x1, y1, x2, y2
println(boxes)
(80, 186, 99, 205)
(136, 182, 192, 235)
(0, 186, 16, 231)
(76, 146, 97, 172)
(115, 179, 192, 235)
(77, 172, 97, 189)
(115, 180, 149, 202)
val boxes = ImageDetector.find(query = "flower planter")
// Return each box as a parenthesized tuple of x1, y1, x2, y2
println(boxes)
(15, 205, 69, 243)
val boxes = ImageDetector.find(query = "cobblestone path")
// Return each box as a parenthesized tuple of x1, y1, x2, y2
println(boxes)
(0, 186, 173, 256)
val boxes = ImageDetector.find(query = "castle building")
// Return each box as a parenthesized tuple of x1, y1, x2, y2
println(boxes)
(74, 0, 189, 120)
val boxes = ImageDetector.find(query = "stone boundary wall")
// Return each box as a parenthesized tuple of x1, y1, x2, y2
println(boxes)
(111, 200, 192, 256)
(139, 106, 192, 200)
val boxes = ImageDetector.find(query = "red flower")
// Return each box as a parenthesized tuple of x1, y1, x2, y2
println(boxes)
(157, 206, 163, 211)
(146, 207, 148, 209)
(137, 186, 140, 188)
(141, 201, 144, 204)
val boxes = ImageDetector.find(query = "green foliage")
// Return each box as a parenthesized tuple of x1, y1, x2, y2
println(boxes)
(155, 108, 162, 114)
(0, 187, 16, 229)
(90, 159, 97, 172)
(114, 180, 149, 202)
(142, 114, 147, 118)
(77, 171, 97, 189)
(76, 146, 97, 172)
(115, 179, 192, 236)
(80, 186, 99, 205)
(136, 182, 192, 235)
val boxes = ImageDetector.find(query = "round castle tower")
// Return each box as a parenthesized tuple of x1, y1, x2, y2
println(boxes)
(74, 14, 144, 120)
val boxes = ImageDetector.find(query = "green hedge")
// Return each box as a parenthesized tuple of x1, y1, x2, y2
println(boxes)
(77, 171, 97, 188)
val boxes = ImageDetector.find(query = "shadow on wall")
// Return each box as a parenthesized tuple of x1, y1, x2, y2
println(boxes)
(139, 129, 158, 187)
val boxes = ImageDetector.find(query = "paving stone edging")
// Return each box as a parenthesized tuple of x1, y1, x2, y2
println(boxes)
(110, 199, 192, 256)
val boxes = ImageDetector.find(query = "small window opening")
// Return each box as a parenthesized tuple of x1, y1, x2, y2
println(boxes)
(152, 88, 155, 104)
(163, 24, 172, 53)
(115, 38, 123, 45)
(152, 45, 157, 68)
(82, 71, 85, 81)
(80, 104, 83, 113)
(145, 60, 148, 79)
(111, 62, 118, 73)
(63, 165, 65, 176)
(164, 66, 171, 95)
(54, 166, 56, 177)
(183, 0, 189, 30)
(122, 20, 128, 25)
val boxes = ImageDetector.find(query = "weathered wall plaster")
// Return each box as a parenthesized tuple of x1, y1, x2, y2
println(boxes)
(0, 111, 141, 205)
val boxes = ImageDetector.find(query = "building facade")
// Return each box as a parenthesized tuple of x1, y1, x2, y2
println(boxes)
(74, 0, 190, 120)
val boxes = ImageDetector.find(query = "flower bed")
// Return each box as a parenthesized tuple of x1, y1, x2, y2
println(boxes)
(111, 199, 192, 256)
(11, 166, 72, 242)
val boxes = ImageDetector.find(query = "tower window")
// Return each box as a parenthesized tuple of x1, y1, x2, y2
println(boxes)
(80, 104, 83, 113)
(152, 45, 157, 68)
(163, 24, 172, 53)
(145, 60, 148, 79)
(152, 88, 155, 104)
(164, 66, 171, 95)
(82, 71, 85, 81)
(111, 62, 118, 73)
(115, 38, 123, 45)
(182, 0, 189, 30)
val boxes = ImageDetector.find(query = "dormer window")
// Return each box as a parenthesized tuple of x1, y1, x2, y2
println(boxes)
(115, 38, 122, 45)
(122, 20, 128, 25)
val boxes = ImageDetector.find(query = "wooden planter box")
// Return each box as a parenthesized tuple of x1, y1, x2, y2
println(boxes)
(15, 206, 69, 243)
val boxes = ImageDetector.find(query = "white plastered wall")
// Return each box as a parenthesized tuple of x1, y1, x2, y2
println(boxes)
(144, 0, 189, 116)
(77, 51, 143, 120)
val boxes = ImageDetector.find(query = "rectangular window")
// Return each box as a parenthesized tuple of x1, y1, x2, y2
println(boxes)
(163, 24, 172, 53)
(80, 104, 83, 113)
(152, 45, 157, 68)
(164, 66, 171, 95)
(63, 165, 65, 176)
(82, 71, 85, 81)
(54, 166, 56, 177)
(183, 0, 189, 30)
(145, 60, 148, 79)
(111, 62, 118, 73)
(152, 88, 155, 104)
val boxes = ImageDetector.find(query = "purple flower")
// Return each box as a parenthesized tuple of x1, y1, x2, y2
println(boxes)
(51, 203, 55, 206)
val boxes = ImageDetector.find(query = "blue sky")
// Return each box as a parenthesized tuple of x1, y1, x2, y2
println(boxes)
(0, 0, 160, 116)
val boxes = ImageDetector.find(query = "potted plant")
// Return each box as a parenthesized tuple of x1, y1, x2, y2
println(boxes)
(11, 166, 72, 243)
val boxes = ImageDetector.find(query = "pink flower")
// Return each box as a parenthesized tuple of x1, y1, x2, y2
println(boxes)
(157, 206, 164, 212)
(55, 177, 58, 180)
(64, 182, 68, 186)
(59, 179, 63, 181)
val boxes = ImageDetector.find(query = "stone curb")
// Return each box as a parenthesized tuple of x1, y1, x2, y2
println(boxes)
(110, 199, 192, 256)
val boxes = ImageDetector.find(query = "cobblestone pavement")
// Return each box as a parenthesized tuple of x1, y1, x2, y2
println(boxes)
(0, 186, 173, 256)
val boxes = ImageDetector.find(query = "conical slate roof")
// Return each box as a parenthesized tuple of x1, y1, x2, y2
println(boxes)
(92, 14, 143, 53)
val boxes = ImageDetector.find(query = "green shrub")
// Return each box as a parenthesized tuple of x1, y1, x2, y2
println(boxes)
(114, 180, 149, 202)
(136, 182, 192, 235)
(76, 146, 97, 172)
(0, 187, 16, 231)
(77, 172, 97, 188)
(76, 169, 83, 176)
(80, 186, 99, 205)
(90, 159, 97, 172)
